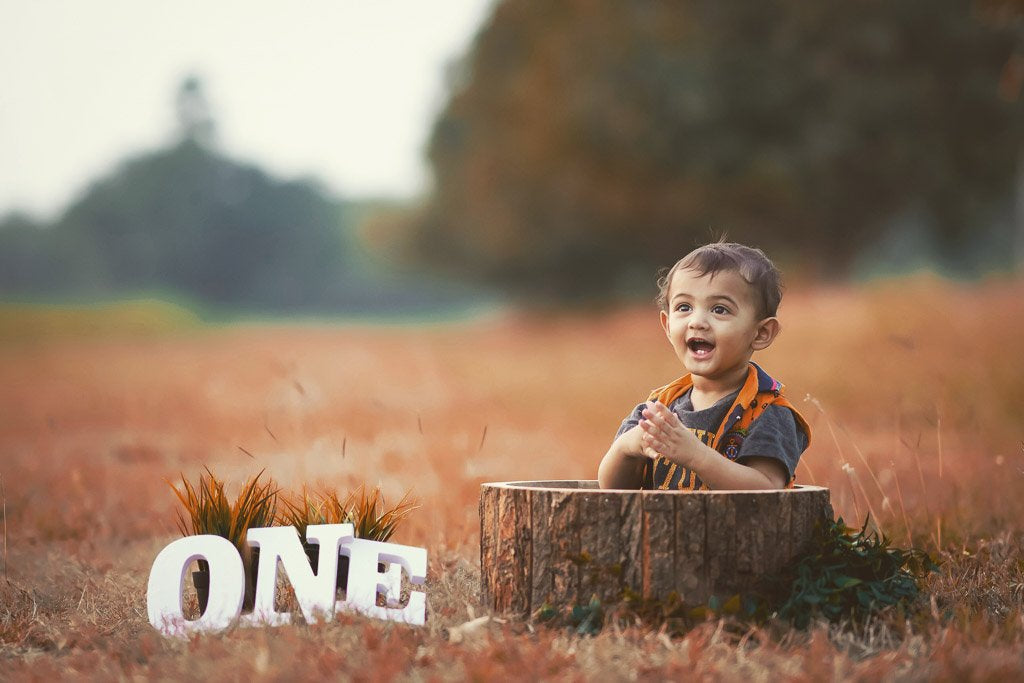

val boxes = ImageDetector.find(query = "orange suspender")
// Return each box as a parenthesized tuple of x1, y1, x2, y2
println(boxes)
(645, 363, 811, 488)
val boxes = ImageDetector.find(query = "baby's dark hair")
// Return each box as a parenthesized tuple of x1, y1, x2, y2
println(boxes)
(655, 241, 782, 318)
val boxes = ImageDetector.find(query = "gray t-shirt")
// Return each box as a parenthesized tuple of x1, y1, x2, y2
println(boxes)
(615, 388, 808, 489)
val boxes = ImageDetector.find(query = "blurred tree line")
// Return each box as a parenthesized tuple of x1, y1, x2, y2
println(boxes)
(404, 0, 1024, 300)
(4, 3, 1021, 310)
(0, 77, 469, 314)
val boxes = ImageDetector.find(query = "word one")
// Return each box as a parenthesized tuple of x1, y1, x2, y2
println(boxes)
(147, 523, 426, 637)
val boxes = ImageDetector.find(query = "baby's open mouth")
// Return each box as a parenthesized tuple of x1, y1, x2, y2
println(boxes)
(687, 338, 715, 356)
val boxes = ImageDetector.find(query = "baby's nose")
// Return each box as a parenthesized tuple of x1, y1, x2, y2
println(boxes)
(688, 314, 710, 329)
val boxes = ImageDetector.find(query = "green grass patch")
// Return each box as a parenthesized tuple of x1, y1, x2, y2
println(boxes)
(0, 298, 201, 343)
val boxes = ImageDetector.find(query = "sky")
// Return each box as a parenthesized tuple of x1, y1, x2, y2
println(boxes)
(0, 1, 495, 219)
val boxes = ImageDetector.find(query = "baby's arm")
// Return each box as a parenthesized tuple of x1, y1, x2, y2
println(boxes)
(640, 401, 787, 490)
(597, 425, 652, 489)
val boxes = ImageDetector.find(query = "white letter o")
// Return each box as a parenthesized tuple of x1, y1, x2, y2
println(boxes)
(146, 535, 244, 637)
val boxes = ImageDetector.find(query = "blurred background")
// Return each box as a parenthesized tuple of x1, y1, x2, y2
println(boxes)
(2, 0, 1022, 313)
(3, 8, 1024, 671)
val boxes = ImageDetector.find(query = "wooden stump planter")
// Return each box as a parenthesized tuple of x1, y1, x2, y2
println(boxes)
(480, 480, 832, 616)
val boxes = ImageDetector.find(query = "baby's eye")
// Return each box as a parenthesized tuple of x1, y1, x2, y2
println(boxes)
(675, 302, 691, 312)
(711, 304, 730, 315)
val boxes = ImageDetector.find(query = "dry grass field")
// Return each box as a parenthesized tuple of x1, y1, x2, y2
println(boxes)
(2, 275, 1024, 680)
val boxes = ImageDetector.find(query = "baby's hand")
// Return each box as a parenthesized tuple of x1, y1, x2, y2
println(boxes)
(639, 401, 701, 466)
(618, 423, 658, 461)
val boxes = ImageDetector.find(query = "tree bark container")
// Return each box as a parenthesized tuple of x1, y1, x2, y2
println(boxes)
(480, 480, 832, 616)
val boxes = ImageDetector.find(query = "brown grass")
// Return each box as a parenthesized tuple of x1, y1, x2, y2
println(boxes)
(1, 274, 1023, 678)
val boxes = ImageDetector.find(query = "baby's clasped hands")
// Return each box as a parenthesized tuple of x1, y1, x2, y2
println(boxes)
(639, 400, 703, 466)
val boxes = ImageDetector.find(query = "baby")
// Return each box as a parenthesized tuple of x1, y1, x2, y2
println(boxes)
(598, 241, 811, 490)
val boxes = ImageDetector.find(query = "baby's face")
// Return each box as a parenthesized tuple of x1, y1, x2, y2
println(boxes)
(660, 268, 766, 385)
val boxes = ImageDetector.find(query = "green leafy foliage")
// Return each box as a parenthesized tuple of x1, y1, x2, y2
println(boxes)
(534, 596, 604, 636)
(568, 597, 604, 636)
(771, 516, 939, 628)
(536, 516, 938, 636)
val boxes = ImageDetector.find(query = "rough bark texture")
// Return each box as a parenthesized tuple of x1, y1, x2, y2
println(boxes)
(480, 480, 832, 616)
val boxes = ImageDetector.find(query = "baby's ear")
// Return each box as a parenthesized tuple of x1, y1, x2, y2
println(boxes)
(751, 317, 781, 350)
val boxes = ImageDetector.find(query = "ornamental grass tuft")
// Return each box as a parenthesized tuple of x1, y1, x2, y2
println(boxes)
(335, 485, 419, 543)
(168, 467, 279, 558)
(278, 484, 419, 543)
